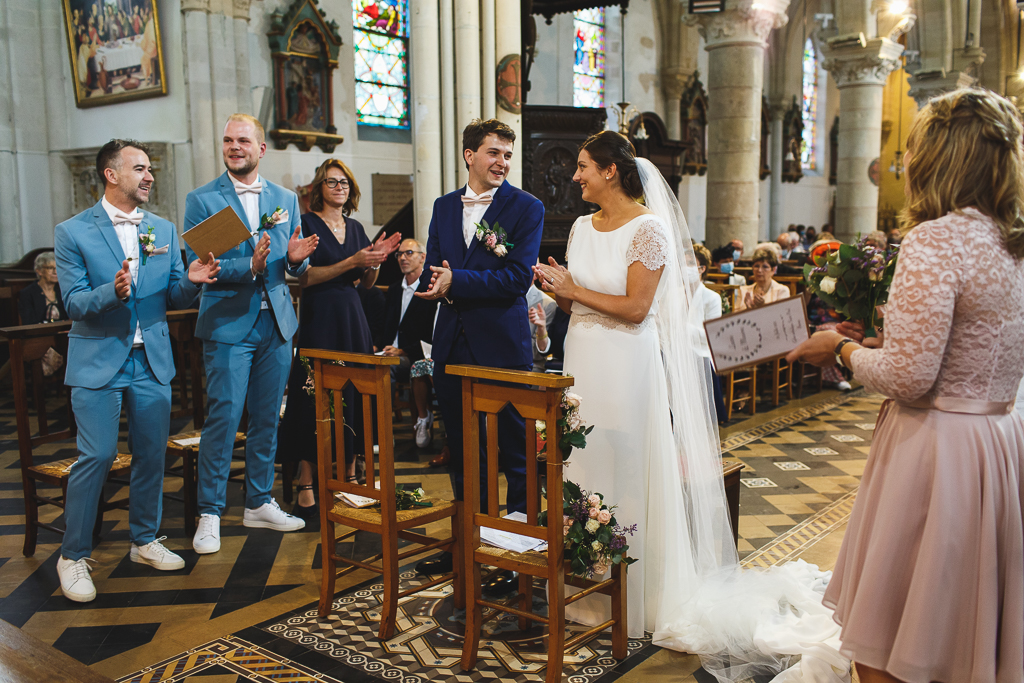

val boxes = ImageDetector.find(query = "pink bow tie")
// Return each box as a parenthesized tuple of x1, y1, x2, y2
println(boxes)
(235, 181, 262, 195)
(461, 194, 492, 207)
(112, 209, 142, 226)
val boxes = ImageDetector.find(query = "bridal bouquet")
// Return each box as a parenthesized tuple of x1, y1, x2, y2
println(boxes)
(803, 238, 898, 337)
(539, 480, 636, 578)
(535, 385, 593, 462)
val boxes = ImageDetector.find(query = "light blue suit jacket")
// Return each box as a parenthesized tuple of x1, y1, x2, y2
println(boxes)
(183, 172, 308, 344)
(54, 201, 201, 389)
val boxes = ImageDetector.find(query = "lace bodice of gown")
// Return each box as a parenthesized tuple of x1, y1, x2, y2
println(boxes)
(851, 208, 1024, 403)
(564, 213, 670, 328)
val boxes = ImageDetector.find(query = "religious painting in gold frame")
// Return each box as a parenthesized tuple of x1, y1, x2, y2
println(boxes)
(60, 0, 168, 109)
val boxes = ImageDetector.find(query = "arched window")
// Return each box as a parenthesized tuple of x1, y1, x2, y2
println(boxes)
(573, 8, 605, 108)
(801, 37, 817, 170)
(353, 0, 409, 129)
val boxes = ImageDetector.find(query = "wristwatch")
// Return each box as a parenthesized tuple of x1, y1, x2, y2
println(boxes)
(834, 338, 856, 369)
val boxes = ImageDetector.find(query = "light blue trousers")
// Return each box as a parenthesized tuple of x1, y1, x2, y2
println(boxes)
(62, 347, 171, 560)
(197, 309, 290, 515)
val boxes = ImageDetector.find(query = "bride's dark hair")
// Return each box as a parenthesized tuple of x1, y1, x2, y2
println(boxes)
(579, 130, 645, 201)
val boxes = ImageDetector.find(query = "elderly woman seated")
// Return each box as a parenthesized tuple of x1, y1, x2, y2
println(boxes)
(18, 252, 66, 325)
(735, 247, 790, 311)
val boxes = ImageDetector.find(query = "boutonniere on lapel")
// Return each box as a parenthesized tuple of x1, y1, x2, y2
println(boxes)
(256, 207, 289, 236)
(131, 226, 168, 265)
(474, 219, 514, 257)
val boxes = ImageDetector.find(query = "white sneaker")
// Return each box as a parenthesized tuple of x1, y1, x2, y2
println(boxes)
(56, 556, 96, 603)
(193, 514, 221, 554)
(414, 414, 433, 448)
(131, 536, 185, 570)
(836, 381, 852, 391)
(243, 499, 305, 531)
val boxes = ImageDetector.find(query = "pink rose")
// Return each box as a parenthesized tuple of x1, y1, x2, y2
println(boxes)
(485, 234, 497, 247)
(588, 507, 599, 519)
(587, 494, 601, 507)
(597, 510, 611, 524)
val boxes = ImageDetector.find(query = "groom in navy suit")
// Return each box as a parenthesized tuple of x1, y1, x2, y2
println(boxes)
(414, 119, 544, 580)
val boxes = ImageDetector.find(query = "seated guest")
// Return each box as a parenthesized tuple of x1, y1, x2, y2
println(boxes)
(735, 247, 790, 311)
(526, 280, 557, 372)
(711, 245, 746, 311)
(381, 238, 438, 448)
(727, 238, 744, 260)
(19, 252, 67, 324)
(691, 244, 726, 422)
(886, 226, 903, 246)
(864, 230, 887, 250)
(803, 226, 817, 249)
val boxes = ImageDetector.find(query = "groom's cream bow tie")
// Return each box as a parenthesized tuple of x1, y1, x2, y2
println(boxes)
(112, 209, 142, 226)
(235, 180, 262, 195)
(461, 194, 492, 207)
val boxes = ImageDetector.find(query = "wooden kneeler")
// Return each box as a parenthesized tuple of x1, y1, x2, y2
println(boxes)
(448, 365, 629, 683)
(306, 349, 463, 640)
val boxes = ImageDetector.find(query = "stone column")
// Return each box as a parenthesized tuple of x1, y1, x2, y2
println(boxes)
(232, 0, 252, 115)
(454, 0, 481, 188)
(768, 102, 785, 237)
(181, 0, 218, 186)
(40, 0, 72, 227)
(494, 0, 522, 188)
(661, 70, 690, 139)
(822, 38, 902, 242)
(688, 0, 789, 252)
(0, 1, 23, 262)
(411, 0, 443, 241)
(907, 69, 975, 108)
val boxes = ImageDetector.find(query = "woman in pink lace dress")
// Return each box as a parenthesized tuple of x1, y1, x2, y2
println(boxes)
(789, 89, 1024, 683)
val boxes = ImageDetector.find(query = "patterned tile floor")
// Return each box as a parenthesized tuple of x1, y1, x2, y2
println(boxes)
(0, 382, 884, 682)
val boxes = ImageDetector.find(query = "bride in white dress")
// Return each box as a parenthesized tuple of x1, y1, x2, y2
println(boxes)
(534, 131, 849, 683)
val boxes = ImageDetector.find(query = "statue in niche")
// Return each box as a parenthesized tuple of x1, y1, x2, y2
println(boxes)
(268, 2, 344, 153)
(680, 73, 708, 176)
(541, 148, 578, 215)
(782, 96, 804, 183)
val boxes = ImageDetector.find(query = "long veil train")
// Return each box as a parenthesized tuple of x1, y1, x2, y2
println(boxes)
(635, 157, 849, 683)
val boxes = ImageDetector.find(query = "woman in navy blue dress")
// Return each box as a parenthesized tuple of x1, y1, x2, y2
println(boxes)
(279, 159, 400, 517)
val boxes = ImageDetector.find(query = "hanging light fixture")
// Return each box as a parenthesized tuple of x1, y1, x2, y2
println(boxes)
(610, 7, 648, 139)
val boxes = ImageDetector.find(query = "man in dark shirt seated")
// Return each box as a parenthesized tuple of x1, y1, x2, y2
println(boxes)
(381, 238, 438, 448)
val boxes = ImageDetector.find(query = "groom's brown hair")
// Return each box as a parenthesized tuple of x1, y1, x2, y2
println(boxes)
(462, 119, 516, 168)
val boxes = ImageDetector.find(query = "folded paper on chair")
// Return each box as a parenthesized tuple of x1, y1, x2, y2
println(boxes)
(337, 482, 381, 509)
(704, 296, 810, 373)
(480, 511, 548, 553)
(182, 206, 255, 259)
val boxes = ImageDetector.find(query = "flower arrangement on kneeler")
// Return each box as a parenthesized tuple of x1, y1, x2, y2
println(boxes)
(540, 481, 636, 578)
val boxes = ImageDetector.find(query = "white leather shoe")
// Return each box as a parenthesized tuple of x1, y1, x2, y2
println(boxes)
(57, 556, 96, 603)
(414, 414, 433, 448)
(131, 536, 185, 570)
(243, 499, 305, 531)
(193, 514, 221, 554)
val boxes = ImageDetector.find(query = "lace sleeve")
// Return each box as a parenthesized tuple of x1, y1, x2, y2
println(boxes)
(626, 218, 669, 271)
(849, 220, 961, 401)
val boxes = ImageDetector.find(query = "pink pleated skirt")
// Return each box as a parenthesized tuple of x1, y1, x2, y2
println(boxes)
(824, 400, 1024, 683)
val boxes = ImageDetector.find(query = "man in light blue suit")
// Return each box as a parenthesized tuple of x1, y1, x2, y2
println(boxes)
(184, 114, 318, 554)
(54, 140, 221, 602)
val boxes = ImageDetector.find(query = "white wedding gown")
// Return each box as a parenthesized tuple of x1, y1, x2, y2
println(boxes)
(561, 211, 849, 683)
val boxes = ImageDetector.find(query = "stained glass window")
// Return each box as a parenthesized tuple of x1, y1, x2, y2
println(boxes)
(353, 0, 409, 128)
(801, 37, 817, 170)
(573, 8, 605, 108)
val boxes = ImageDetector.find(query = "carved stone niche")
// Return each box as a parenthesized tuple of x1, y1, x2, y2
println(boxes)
(629, 112, 685, 195)
(267, 0, 344, 153)
(680, 74, 708, 176)
(63, 143, 177, 224)
(782, 96, 804, 184)
(522, 105, 607, 245)
(760, 96, 771, 181)
(829, 115, 839, 186)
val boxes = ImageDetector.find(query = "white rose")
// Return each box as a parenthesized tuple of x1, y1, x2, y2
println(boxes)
(867, 269, 881, 282)
(563, 392, 582, 408)
(585, 518, 600, 534)
(819, 276, 837, 294)
(493, 244, 507, 257)
(535, 420, 546, 432)
(591, 541, 603, 553)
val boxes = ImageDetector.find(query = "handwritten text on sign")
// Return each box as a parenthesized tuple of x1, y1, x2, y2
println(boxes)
(704, 296, 810, 372)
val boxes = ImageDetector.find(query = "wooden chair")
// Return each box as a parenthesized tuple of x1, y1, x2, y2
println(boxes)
(392, 379, 414, 424)
(719, 364, 757, 421)
(449, 365, 628, 683)
(791, 360, 824, 398)
(166, 309, 205, 429)
(165, 431, 248, 536)
(1, 322, 132, 557)
(307, 349, 462, 641)
(761, 356, 794, 407)
(704, 281, 741, 313)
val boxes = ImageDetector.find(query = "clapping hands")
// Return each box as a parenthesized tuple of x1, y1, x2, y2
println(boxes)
(415, 260, 453, 301)
(533, 257, 576, 299)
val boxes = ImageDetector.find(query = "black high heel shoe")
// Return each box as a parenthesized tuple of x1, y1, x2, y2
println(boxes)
(292, 484, 319, 521)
